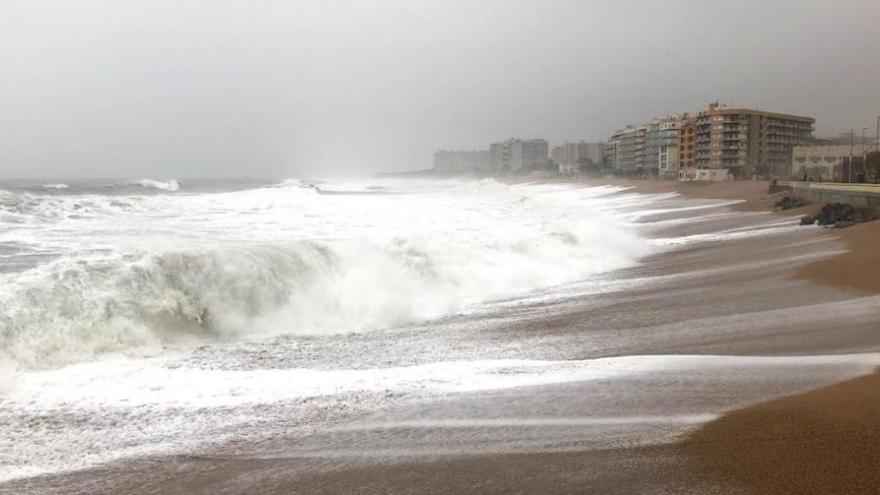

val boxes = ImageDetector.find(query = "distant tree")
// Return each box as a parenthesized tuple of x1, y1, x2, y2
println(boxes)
(867, 151, 880, 183)
(840, 156, 867, 183)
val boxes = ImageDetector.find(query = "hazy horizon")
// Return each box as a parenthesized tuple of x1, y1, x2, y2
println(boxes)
(2, 0, 879, 179)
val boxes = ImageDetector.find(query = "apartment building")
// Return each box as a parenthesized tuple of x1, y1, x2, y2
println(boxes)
(605, 117, 681, 175)
(694, 102, 814, 177)
(678, 115, 697, 169)
(602, 140, 618, 169)
(490, 138, 549, 173)
(651, 119, 681, 175)
(791, 144, 855, 181)
(550, 141, 604, 174)
(607, 126, 647, 173)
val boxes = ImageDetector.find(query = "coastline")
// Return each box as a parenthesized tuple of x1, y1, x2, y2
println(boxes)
(6, 177, 880, 495)
(610, 177, 880, 494)
(685, 219, 880, 495)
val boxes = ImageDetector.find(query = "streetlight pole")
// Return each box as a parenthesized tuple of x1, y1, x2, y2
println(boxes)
(875, 115, 880, 154)
(849, 128, 854, 183)
(863, 127, 869, 183)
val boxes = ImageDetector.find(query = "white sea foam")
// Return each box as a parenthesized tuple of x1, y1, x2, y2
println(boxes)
(134, 178, 181, 191)
(0, 179, 870, 484)
(0, 179, 652, 369)
(2, 353, 877, 482)
(41, 183, 69, 189)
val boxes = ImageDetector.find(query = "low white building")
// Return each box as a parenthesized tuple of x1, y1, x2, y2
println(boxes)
(791, 144, 853, 181)
(679, 168, 733, 181)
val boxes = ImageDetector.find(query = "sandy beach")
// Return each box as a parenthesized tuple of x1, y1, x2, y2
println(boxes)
(5, 178, 880, 495)
(606, 178, 880, 494)
(683, 198, 880, 494)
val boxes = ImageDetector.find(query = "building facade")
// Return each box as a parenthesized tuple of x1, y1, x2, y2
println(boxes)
(694, 102, 814, 178)
(490, 138, 549, 173)
(606, 117, 681, 175)
(609, 126, 647, 173)
(678, 115, 697, 170)
(791, 144, 856, 181)
(602, 140, 618, 169)
(433, 150, 491, 174)
(550, 141, 604, 174)
(655, 119, 681, 175)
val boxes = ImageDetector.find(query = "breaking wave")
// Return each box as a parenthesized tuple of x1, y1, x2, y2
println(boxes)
(0, 179, 651, 369)
(134, 179, 181, 191)
(0, 190, 145, 222)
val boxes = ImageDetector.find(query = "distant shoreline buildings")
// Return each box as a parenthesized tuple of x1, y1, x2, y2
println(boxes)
(490, 138, 550, 174)
(432, 101, 878, 181)
(433, 139, 552, 175)
(604, 102, 816, 180)
(550, 141, 603, 175)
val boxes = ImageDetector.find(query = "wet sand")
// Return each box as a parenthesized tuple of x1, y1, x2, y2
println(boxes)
(796, 220, 880, 294)
(683, 220, 880, 495)
(610, 178, 880, 495)
(683, 371, 880, 495)
(6, 180, 880, 495)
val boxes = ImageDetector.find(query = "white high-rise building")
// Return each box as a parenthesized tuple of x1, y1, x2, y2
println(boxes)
(490, 138, 550, 173)
(551, 141, 604, 174)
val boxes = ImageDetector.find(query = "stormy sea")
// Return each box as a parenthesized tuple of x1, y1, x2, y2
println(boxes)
(2, 178, 878, 493)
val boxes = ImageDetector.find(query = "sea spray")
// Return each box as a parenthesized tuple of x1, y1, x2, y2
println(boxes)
(0, 179, 651, 369)
(134, 178, 181, 191)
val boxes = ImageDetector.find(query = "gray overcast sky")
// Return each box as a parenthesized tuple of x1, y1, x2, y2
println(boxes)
(1, 0, 879, 178)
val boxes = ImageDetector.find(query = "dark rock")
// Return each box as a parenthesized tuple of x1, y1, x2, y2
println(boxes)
(774, 196, 808, 210)
(800, 215, 816, 225)
(810, 202, 878, 227)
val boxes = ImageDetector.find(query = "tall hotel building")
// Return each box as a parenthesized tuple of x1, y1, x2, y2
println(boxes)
(694, 102, 814, 177)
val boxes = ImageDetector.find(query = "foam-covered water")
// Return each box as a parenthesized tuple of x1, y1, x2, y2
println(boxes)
(1, 178, 839, 484)
(0, 178, 648, 369)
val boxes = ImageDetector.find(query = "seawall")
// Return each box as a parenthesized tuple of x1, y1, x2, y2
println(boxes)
(781, 181, 880, 208)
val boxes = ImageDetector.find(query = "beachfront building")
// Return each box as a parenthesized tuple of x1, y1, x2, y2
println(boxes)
(602, 140, 618, 169)
(605, 117, 684, 176)
(679, 167, 732, 181)
(607, 125, 647, 174)
(791, 144, 856, 181)
(643, 122, 661, 173)
(694, 102, 815, 178)
(651, 118, 681, 176)
(433, 150, 491, 175)
(550, 141, 604, 174)
(490, 138, 550, 173)
(678, 115, 697, 170)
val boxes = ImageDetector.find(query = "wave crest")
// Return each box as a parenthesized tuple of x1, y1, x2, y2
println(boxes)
(0, 244, 335, 368)
(135, 179, 181, 191)
(0, 180, 653, 370)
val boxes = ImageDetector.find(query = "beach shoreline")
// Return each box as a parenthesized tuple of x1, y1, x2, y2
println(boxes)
(5, 177, 880, 495)
(590, 177, 880, 494)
